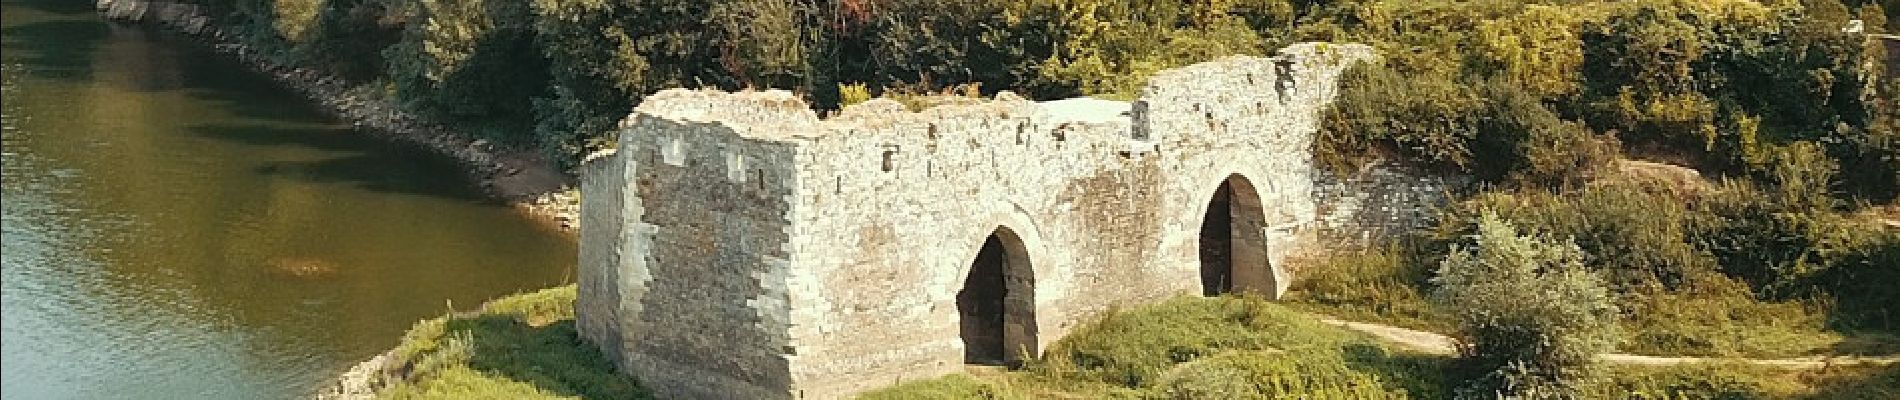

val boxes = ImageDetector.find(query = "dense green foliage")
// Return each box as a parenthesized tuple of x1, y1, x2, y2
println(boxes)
(1292, 161, 1900, 358)
(1441, 155, 1900, 340)
(178, 0, 1336, 165)
(1319, 0, 1899, 199)
(178, 0, 1897, 191)
(1432, 214, 1621, 399)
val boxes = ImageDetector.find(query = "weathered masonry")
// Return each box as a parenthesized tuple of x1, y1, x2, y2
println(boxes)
(576, 43, 1377, 399)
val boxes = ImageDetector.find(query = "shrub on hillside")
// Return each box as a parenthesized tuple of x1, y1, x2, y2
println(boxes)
(1319, 65, 1618, 185)
(1691, 143, 1895, 305)
(1697, 150, 1900, 331)
(1437, 183, 1710, 292)
(1811, 238, 1900, 332)
(1434, 182, 1854, 357)
(1316, 62, 1487, 174)
(1432, 214, 1619, 399)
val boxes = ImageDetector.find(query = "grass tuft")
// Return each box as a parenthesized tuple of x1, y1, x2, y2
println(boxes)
(376, 285, 648, 400)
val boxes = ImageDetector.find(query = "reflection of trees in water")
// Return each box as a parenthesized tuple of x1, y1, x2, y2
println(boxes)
(3, 8, 578, 397)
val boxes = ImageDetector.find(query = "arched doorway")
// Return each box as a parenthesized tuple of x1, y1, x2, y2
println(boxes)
(957, 227, 1037, 366)
(1199, 174, 1273, 297)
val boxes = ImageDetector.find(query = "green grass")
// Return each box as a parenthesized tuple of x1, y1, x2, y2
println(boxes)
(357, 284, 1899, 399)
(1283, 245, 1453, 333)
(1281, 245, 1892, 358)
(375, 285, 648, 400)
(863, 295, 1899, 399)
(1590, 363, 1900, 399)
(867, 296, 1455, 399)
(1618, 287, 1848, 358)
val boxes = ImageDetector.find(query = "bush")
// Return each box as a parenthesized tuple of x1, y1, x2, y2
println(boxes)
(383, 0, 549, 143)
(271, 0, 321, 43)
(292, 0, 404, 81)
(1432, 213, 1620, 399)
(1438, 183, 1710, 292)
(1319, 67, 1618, 185)
(1316, 62, 1487, 174)
(1430, 170, 1887, 357)
(836, 83, 873, 108)
(1809, 237, 1900, 332)
(1692, 142, 1898, 311)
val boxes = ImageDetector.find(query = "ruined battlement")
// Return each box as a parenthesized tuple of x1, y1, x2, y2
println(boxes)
(576, 42, 1378, 399)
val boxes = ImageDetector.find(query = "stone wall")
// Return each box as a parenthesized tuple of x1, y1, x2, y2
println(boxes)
(577, 106, 807, 399)
(1879, 34, 1899, 88)
(1309, 160, 1470, 251)
(578, 42, 1377, 399)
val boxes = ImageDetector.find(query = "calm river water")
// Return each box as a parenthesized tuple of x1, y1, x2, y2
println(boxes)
(1, 1, 578, 398)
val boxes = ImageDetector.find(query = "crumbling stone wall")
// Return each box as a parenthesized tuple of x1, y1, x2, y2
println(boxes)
(1878, 34, 1898, 89)
(578, 43, 1376, 399)
(1310, 160, 1470, 250)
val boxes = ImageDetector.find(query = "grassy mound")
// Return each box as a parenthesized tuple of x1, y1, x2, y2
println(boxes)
(374, 285, 648, 400)
(864, 296, 1451, 399)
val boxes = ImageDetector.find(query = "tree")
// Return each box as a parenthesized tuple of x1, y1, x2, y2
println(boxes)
(1433, 213, 1619, 400)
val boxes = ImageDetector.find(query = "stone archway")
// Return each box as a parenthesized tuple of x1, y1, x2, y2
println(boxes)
(957, 226, 1037, 366)
(1198, 174, 1273, 297)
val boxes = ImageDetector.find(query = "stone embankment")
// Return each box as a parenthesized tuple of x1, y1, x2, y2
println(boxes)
(94, 0, 581, 231)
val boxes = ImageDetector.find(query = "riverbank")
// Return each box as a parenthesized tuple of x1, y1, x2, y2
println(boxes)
(313, 286, 645, 400)
(93, 0, 580, 231)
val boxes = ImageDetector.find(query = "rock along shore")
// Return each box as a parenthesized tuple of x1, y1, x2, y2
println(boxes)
(94, 0, 582, 233)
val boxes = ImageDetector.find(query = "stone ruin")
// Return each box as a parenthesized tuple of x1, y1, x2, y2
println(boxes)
(574, 43, 1387, 399)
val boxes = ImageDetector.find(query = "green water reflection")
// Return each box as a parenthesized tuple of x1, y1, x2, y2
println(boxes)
(1, 1, 576, 398)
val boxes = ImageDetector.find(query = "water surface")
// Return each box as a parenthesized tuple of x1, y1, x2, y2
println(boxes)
(1, 1, 577, 398)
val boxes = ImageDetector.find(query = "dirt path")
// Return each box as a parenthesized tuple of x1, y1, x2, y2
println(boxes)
(1314, 316, 1900, 369)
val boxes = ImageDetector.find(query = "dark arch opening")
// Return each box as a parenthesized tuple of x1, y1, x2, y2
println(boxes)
(1199, 174, 1273, 297)
(957, 227, 1037, 366)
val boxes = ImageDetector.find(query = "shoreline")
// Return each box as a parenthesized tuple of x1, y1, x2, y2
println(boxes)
(92, 2, 578, 397)
(94, 0, 581, 233)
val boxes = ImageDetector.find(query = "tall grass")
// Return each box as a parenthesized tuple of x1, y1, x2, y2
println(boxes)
(1284, 243, 1451, 333)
